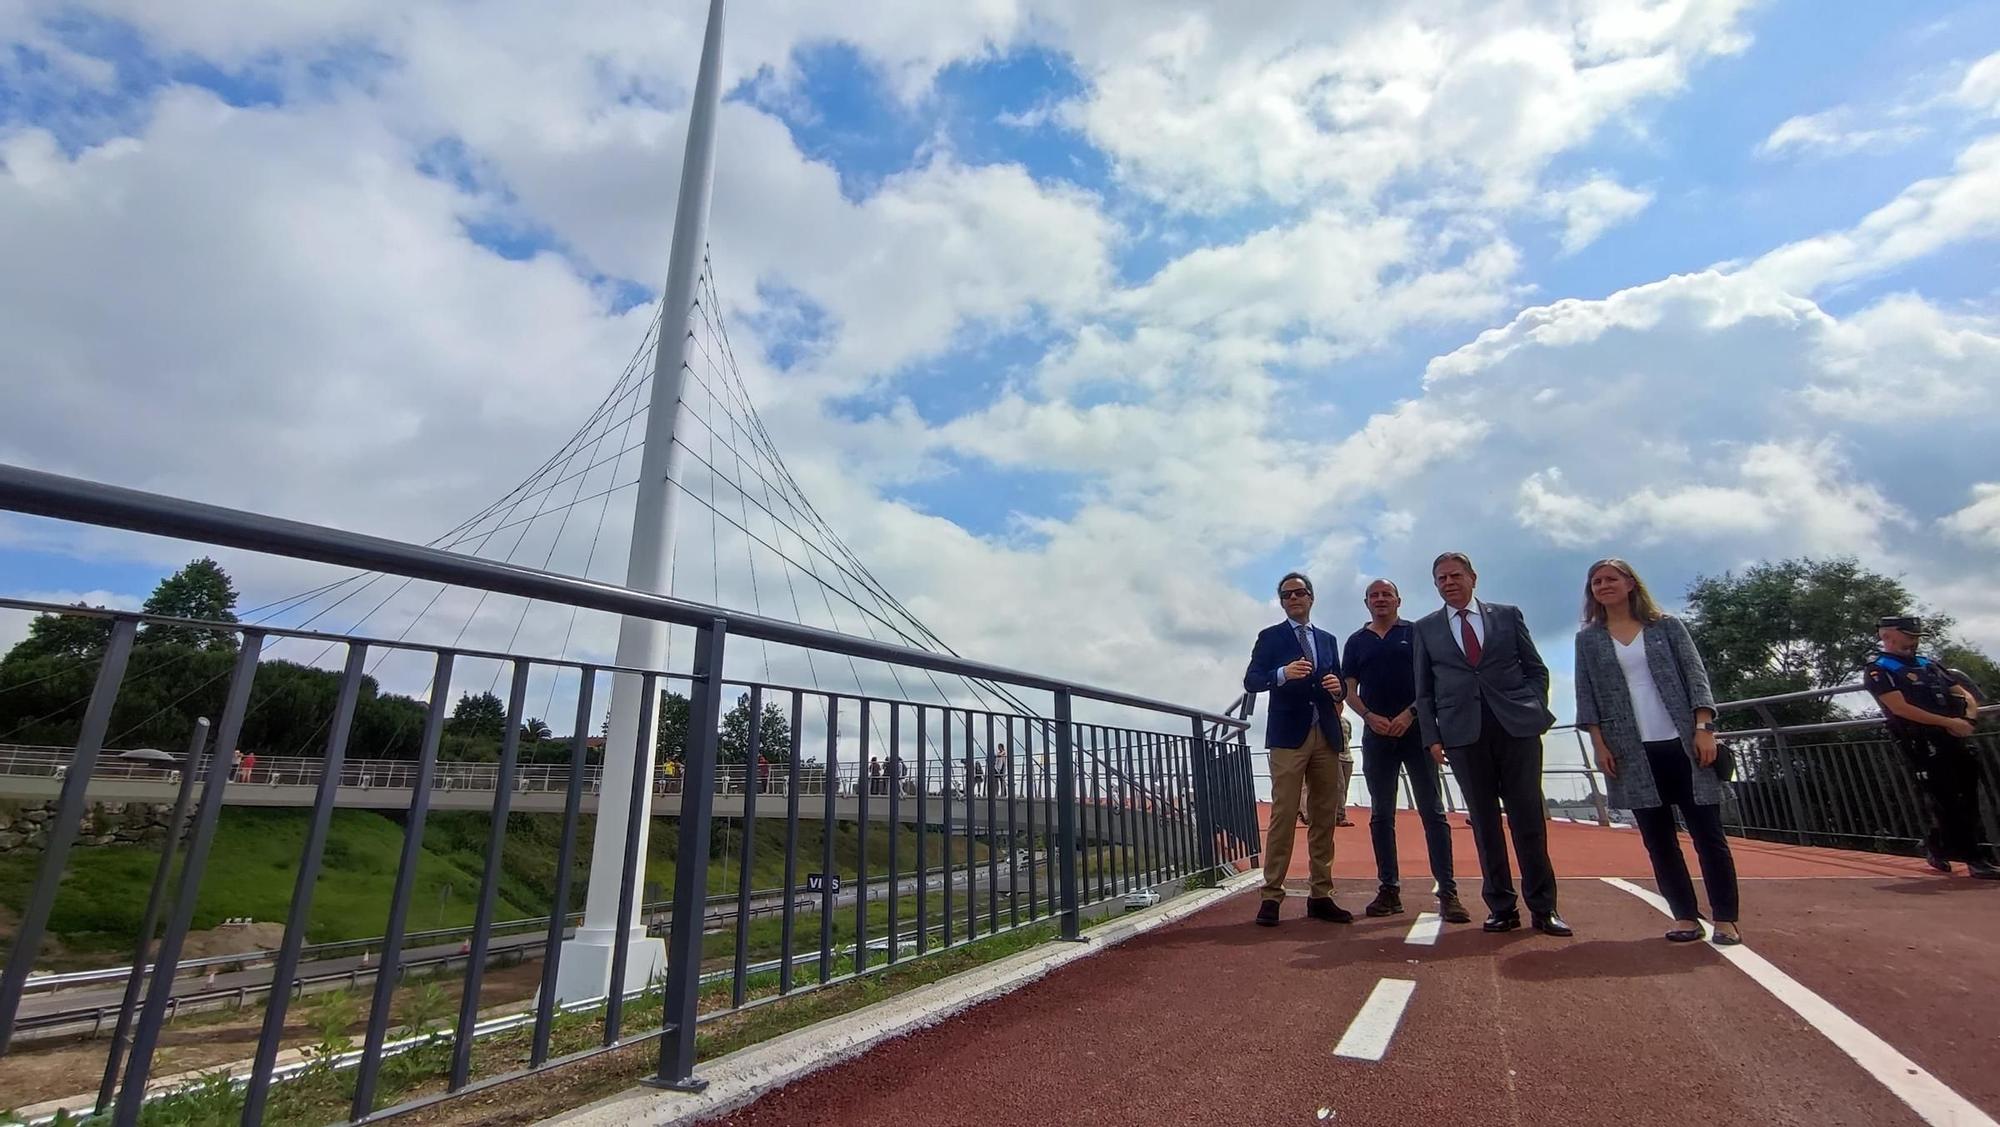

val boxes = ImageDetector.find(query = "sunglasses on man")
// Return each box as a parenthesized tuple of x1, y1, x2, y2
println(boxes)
(1279, 588, 1313, 600)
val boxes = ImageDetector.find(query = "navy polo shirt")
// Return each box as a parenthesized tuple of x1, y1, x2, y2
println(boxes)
(1342, 621, 1417, 730)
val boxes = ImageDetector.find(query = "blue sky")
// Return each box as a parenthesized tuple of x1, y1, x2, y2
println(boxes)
(3, 0, 2000, 729)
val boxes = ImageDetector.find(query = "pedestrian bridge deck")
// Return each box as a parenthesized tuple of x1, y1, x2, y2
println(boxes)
(641, 809, 1997, 1127)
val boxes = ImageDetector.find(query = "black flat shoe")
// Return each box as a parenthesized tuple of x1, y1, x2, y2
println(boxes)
(1712, 930, 1744, 947)
(1532, 913, 1574, 937)
(1483, 911, 1521, 933)
(1306, 897, 1354, 923)
(1665, 927, 1703, 943)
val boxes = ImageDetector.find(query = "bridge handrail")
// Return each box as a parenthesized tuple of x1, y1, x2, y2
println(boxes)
(0, 466, 1247, 729)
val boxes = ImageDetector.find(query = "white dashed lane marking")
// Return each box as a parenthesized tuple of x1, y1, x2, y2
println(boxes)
(1333, 978, 1417, 1062)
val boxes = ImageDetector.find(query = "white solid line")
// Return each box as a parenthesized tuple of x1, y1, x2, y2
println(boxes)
(1333, 978, 1417, 1062)
(1601, 878, 1997, 1127)
(1405, 912, 1441, 946)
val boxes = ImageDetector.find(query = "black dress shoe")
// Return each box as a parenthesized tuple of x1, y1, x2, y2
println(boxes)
(1532, 913, 1574, 937)
(1437, 894, 1473, 924)
(1923, 844, 1953, 874)
(1483, 911, 1521, 933)
(1364, 887, 1403, 917)
(1969, 861, 2000, 880)
(1255, 900, 1281, 927)
(1306, 897, 1354, 923)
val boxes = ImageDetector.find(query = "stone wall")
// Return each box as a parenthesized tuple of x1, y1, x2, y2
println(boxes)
(0, 799, 188, 852)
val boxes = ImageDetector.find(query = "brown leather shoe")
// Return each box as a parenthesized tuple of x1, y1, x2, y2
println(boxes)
(1365, 887, 1403, 917)
(1255, 899, 1281, 927)
(1437, 894, 1473, 924)
(1305, 897, 1353, 923)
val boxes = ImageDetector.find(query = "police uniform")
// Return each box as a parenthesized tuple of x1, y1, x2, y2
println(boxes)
(1862, 616, 1996, 877)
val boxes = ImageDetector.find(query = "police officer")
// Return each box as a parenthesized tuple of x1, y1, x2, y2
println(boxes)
(1862, 615, 1999, 879)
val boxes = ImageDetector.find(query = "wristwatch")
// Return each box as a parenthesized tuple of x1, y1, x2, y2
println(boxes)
(1695, 720, 1717, 733)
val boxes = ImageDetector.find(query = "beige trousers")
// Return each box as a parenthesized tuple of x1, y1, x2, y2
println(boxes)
(1263, 726, 1342, 901)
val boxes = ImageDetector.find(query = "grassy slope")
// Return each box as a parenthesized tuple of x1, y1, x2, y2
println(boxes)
(0, 807, 1001, 957)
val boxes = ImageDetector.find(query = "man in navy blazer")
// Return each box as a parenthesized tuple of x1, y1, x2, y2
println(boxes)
(1243, 572, 1354, 926)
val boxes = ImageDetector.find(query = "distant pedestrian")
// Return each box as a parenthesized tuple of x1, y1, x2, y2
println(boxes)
(231, 748, 245, 782)
(757, 754, 770, 795)
(241, 751, 257, 783)
(869, 755, 884, 796)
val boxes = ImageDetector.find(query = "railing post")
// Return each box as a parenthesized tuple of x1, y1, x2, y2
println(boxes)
(1756, 704, 1812, 845)
(653, 616, 728, 1092)
(1188, 716, 1218, 876)
(1573, 731, 1611, 827)
(0, 617, 137, 1053)
(96, 715, 206, 1114)
(120, 633, 263, 1127)
(1054, 691, 1082, 941)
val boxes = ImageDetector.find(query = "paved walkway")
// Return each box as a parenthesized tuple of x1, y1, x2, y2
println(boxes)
(704, 811, 1999, 1126)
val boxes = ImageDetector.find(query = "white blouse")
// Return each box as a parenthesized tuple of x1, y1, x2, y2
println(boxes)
(1614, 629, 1680, 743)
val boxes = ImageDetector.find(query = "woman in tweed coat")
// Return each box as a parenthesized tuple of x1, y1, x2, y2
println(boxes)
(1573, 558, 1742, 945)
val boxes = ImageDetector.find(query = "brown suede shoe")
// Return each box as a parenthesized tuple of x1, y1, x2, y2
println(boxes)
(1255, 899, 1281, 927)
(1437, 894, 1473, 924)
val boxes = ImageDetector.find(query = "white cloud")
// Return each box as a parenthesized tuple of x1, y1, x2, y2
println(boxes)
(1757, 109, 1925, 158)
(1742, 133, 2000, 293)
(1543, 175, 1654, 252)
(1958, 50, 2000, 116)
(7, 0, 2000, 726)
(1942, 483, 2000, 550)
(1044, 0, 1754, 211)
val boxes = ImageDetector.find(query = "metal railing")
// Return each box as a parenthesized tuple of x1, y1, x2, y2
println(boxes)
(0, 464, 1256, 1125)
(0, 741, 1120, 802)
(1243, 681, 1999, 855)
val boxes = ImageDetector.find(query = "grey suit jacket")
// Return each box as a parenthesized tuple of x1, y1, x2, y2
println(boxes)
(1412, 600, 1556, 749)
(1572, 615, 1721, 809)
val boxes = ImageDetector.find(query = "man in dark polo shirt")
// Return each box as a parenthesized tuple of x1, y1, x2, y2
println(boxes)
(1343, 579, 1470, 923)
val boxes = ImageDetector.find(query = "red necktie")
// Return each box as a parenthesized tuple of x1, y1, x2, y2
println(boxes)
(1459, 610, 1482, 665)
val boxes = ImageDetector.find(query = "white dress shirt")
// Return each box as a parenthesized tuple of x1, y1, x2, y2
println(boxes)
(1273, 617, 1322, 682)
(1445, 601, 1486, 658)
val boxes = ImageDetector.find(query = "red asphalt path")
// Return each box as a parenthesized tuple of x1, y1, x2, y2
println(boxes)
(712, 814, 1998, 1127)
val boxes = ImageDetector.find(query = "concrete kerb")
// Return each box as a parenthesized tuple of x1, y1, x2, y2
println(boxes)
(542, 871, 1260, 1127)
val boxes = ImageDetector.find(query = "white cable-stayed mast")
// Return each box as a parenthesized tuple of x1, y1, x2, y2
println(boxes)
(554, 0, 727, 1004)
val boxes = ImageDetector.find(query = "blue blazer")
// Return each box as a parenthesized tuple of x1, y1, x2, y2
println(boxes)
(1242, 621, 1345, 750)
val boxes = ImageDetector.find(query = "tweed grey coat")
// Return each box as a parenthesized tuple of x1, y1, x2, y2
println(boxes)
(1572, 615, 1721, 810)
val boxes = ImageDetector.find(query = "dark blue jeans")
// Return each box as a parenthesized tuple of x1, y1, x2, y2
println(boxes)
(1362, 728, 1457, 898)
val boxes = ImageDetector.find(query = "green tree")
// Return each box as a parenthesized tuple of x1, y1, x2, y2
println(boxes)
(1683, 557, 1919, 726)
(521, 717, 553, 742)
(718, 692, 793, 766)
(654, 691, 691, 762)
(6, 603, 114, 662)
(139, 557, 240, 649)
(448, 691, 507, 739)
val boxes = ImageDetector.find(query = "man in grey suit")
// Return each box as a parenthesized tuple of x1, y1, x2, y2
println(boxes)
(1412, 552, 1572, 936)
